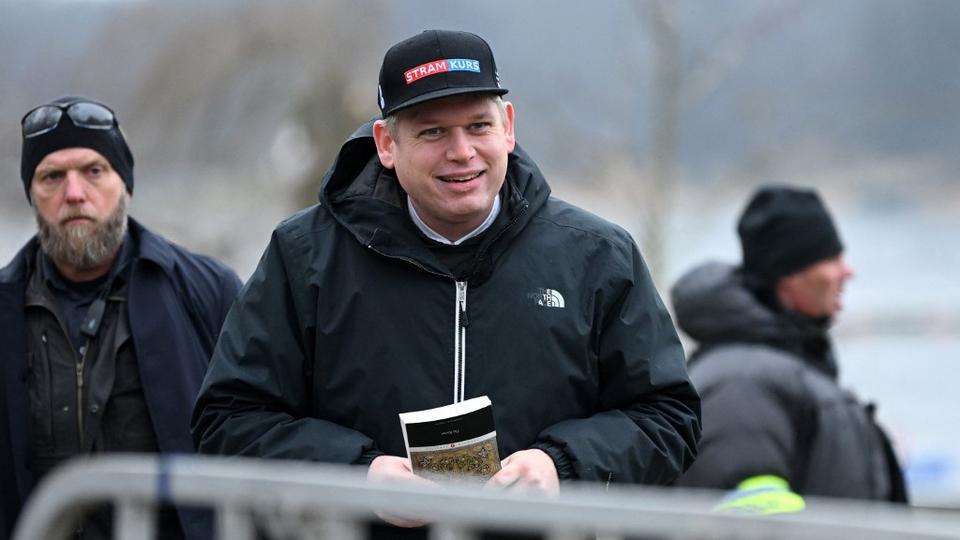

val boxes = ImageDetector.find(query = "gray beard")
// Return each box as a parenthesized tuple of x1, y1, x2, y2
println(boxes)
(36, 194, 128, 272)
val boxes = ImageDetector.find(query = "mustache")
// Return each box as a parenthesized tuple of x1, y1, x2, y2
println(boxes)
(57, 209, 96, 224)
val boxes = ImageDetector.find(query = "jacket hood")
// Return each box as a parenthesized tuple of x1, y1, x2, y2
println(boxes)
(317, 119, 551, 258)
(671, 261, 838, 377)
(671, 261, 788, 345)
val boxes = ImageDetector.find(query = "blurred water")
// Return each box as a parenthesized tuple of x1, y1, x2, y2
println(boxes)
(840, 336, 960, 505)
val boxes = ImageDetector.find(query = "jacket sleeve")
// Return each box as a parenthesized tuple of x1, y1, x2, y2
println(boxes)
(185, 258, 243, 356)
(675, 349, 812, 490)
(191, 228, 380, 464)
(533, 241, 701, 485)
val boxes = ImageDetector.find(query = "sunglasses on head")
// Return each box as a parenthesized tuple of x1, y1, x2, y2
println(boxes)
(21, 100, 117, 139)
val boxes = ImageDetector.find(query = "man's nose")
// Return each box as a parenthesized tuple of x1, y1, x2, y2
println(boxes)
(445, 129, 476, 161)
(62, 171, 88, 202)
(841, 257, 855, 280)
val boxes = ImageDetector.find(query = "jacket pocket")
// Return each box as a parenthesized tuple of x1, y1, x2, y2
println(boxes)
(27, 340, 56, 451)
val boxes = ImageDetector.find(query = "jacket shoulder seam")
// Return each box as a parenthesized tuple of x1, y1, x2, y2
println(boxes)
(275, 206, 337, 243)
(531, 214, 630, 247)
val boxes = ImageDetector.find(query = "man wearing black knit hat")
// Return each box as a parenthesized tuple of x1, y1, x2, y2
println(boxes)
(671, 185, 907, 511)
(0, 96, 242, 539)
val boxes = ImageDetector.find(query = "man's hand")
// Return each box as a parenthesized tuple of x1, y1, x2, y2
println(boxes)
(366, 456, 436, 527)
(485, 449, 560, 494)
(367, 455, 433, 485)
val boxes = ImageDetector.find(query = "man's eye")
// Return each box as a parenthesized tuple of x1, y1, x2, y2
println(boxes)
(88, 166, 104, 176)
(419, 127, 443, 137)
(467, 122, 493, 135)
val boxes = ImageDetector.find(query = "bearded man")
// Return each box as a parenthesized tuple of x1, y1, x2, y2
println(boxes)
(0, 96, 242, 539)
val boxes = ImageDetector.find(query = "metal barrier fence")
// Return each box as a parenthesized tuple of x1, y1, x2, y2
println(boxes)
(12, 455, 960, 540)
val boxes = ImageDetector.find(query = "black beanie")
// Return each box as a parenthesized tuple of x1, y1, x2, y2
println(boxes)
(20, 96, 134, 201)
(737, 185, 844, 284)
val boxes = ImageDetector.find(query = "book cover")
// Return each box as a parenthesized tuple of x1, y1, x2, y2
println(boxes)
(399, 395, 501, 482)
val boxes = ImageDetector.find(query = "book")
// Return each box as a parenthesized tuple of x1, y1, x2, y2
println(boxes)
(399, 395, 501, 482)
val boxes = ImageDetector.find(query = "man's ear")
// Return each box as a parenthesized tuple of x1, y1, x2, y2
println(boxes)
(503, 101, 516, 153)
(775, 275, 799, 313)
(372, 120, 396, 169)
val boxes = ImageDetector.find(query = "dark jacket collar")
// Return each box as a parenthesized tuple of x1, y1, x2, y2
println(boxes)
(0, 238, 38, 286)
(129, 218, 179, 275)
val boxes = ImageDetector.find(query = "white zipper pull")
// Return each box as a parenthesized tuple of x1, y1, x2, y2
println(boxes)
(457, 281, 469, 327)
(453, 281, 469, 403)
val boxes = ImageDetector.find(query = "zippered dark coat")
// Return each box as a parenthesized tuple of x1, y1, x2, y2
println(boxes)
(0, 219, 241, 539)
(192, 121, 700, 489)
(671, 262, 907, 501)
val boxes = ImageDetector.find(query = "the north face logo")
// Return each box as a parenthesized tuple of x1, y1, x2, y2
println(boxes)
(528, 288, 565, 308)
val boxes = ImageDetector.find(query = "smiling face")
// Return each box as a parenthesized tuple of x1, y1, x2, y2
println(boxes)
(30, 147, 128, 281)
(776, 255, 855, 319)
(373, 94, 515, 242)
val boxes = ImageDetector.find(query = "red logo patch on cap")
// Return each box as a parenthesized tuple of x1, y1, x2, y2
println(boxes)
(404, 58, 481, 84)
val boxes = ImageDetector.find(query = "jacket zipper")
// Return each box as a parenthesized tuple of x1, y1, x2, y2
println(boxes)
(447, 202, 528, 404)
(367, 242, 499, 405)
(39, 333, 54, 445)
(454, 281, 468, 403)
(37, 307, 89, 445)
(471, 199, 529, 270)
(365, 245, 448, 279)
(365, 246, 467, 403)
(76, 344, 88, 440)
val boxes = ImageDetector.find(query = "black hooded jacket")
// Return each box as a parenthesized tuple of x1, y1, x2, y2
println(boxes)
(671, 262, 906, 501)
(192, 121, 700, 487)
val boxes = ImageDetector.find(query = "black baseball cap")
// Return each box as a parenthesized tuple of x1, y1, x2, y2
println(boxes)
(377, 30, 508, 117)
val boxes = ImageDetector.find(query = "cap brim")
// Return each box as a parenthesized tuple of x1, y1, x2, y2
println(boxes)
(383, 86, 508, 117)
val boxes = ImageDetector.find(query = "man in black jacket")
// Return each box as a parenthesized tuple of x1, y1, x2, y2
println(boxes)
(192, 29, 700, 529)
(0, 96, 242, 539)
(672, 185, 907, 511)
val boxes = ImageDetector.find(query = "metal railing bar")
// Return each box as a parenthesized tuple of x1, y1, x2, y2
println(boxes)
(216, 505, 255, 540)
(318, 514, 364, 540)
(115, 500, 154, 540)
(13, 455, 960, 540)
(428, 523, 477, 540)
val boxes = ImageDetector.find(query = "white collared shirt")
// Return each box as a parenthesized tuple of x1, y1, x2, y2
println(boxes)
(407, 195, 501, 245)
